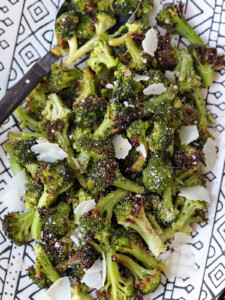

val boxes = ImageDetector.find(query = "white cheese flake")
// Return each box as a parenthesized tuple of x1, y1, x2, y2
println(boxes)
(142, 28, 158, 57)
(178, 125, 199, 145)
(203, 138, 217, 170)
(106, 83, 114, 89)
(0, 170, 26, 212)
(74, 199, 96, 215)
(81, 259, 105, 290)
(143, 83, 167, 95)
(111, 134, 132, 159)
(133, 74, 150, 82)
(165, 70, 176, 83)
(170, 233, 192, 250)
(179, 186, 211, 203)
(164, 245, 198, 279)
(31, 138, 68, 163)
(44, 277, 71, 300)
(136, 144, 147, 158)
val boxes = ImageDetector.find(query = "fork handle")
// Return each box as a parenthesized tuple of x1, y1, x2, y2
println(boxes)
(0, 50, 59, 126)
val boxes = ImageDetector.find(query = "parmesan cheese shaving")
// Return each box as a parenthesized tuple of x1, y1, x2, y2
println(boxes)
(142, 28, 158, 56)
(74, 200, 96, 215)
(143, 83, 167, 95)
(178, 125, 199, 145)
(170, 232, 192, 250)
(31, 138, 68, 163)
(81, 259, 104, 289)
(111, 134, 132, 159)
(136, 144, 147, 158)
(133, 74, 150, 82)
(179, 186, 211, 203)
(165, 70, 176, 83)
(44, 277, 71, 300)
(203, 138, 217, 170)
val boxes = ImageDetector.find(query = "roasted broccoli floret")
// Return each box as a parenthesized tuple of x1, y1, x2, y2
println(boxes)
(75, 67, 97, 103)
(47, 63, 82, 93)
(127, 120, 149, 172)
(156, 3, 204, 46)
(173, 198, 207, 232)
(189, 45, 225, 88)
(71, 283, 93, 300)
(56, 244, 98, 279)
(72, 0, 96, 13)
(112, 227, 165, 270)
(2, 210, 35, 246)
(94, 101, 137, 139)
(63, 12, 116, 67)
(87, 159, 145, 193)
(114, 194, 165, 257)
(113, 67, 144, 101)
(174, 49, 201, 93)
(113, 0, 138, 16)
(87, 41, 118, 74)
(139, 0, 154, 25)
(109, 22, 147, 70)
(76, 15, 95, 44)
(173, 146, 204, 171)
(27, 243, 60, 288)
(31, 162, 74, 240)
(155, 35, 178, 70)
(148, 121, 173, 154)
(113, 253, 161, 294)
(26, 82, 48, 117)
(39, 202, 71, 238)
(143, 155, 174, 193)
(55, 10, 79, 56)
(14, 106, 44, 132)
(150, 185, 179, 225)
(25, 184, 42, 210)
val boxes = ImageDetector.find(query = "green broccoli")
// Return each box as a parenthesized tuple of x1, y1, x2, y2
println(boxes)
(14, 106, 44, 132)
(156, 3, 204, 46)
(25, 184, 42, 210)
(2, 210, 35, 246)
(87, 41, 118, 74)
(26, 82, 48, 117)
(113, 0, 139, 16)
(3, 142, 24, 176)
(148, 121, 173, 154)
(143, 155, 174, 193)
(72, 0, 96, 13)
(76, 15, 95, 45)
(47, 63, 82, 93)
(127, 120, 149, 172)
(174, 49, 201, 93)
(31, 162, 74, 240)
(27, 243, 60, 288)
(87, 159, 145, 193)
(173, 198, 207, 232)
(112, 227, 165, 270)
(113, 253, 161, 294)
(71, 283, 93, 300)
(114, 194, 165, 257)
(63, 12, 116, 67)
(93, 101, 137, 139)
(138, 0, 154, 25)
(75, 67, 97, 103)
(39, 202, 71, 238)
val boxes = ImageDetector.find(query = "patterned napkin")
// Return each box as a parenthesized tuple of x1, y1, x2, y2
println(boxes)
(0, 0, 225, 299)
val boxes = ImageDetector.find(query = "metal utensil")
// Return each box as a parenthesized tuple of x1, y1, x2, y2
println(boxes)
(0, 0, 142, 126)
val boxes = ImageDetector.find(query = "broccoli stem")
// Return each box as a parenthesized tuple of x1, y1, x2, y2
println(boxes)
(125, 35, 143, 64)
(93, 117, 114, 139)
(159, 185, 178, 224)
(34, 243, 60, 283)
(120, 245, 165, 271)
(109, 34, 127, 46)
(113, 172, 145, 194)
(68, 35, 78, 56)
(128, 214, 165, 257)
(14, 107, 42, 132)
(172, 15, 204, 46)
(63, 36, 99, 67)
(97, 189, 129, 219)
(3, 143, 23, 176)
(21, 131, 49, 139)
(193, 87, 207, 128)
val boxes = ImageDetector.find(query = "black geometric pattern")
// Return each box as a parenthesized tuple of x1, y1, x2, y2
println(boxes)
(0, 0, 225, 299)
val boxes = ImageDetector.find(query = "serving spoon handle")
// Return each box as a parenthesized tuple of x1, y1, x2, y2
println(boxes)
(0, 51, 59, 126)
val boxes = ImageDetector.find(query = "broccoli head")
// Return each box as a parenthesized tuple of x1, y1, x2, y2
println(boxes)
(148, 121, 173, 154)
(72, 0, 96, 13)
(71, 283, 93, 300)
(12, 138, 37, 166)
(2, 210, 35, 246)
(76, 15, 95, 45)
(87, 41, 118, 74)
(113, 0, 139, 16)
(26, 82, 48, 117)
(55, 10, 78, 40)
(87, 158, 145, 193)
(155, 35, 178, 70)
(143, 155, 174, 193)
(25, 184, 42, 210)
(47, 63, 82, 93)
(173, 147, 204, 171)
